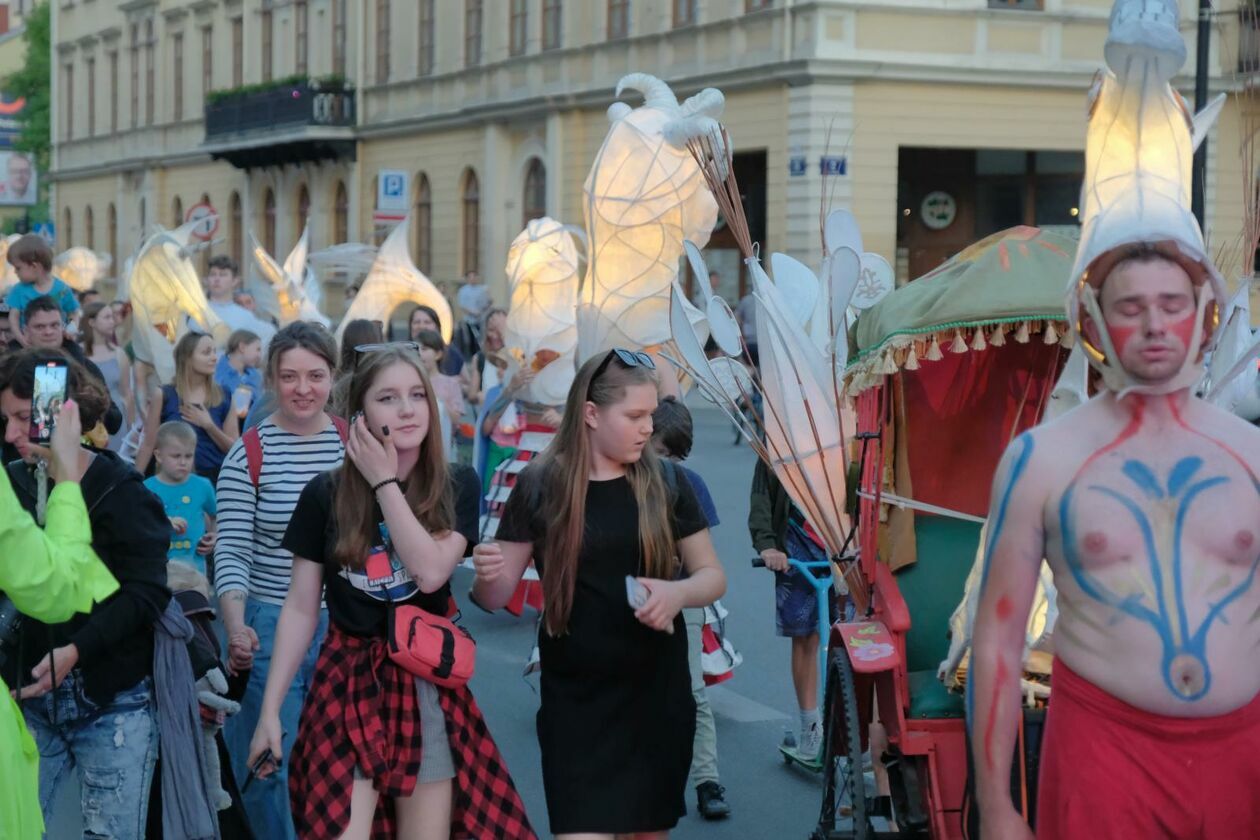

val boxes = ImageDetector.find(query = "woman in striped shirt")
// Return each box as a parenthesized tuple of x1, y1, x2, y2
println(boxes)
(214, 321, 346, 840)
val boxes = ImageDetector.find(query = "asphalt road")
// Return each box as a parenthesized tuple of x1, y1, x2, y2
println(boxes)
(47, 398, 828, 839)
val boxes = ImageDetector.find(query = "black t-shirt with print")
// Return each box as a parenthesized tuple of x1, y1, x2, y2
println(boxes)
(283, 464, 481, 638)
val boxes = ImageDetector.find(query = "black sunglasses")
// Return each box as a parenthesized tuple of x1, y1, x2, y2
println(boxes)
(587, 348, 656, 398)
(353, 341, 421, 369)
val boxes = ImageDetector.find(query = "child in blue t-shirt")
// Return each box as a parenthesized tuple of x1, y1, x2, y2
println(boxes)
(143, 421, 217, 574)
(4, 234, 79, 341)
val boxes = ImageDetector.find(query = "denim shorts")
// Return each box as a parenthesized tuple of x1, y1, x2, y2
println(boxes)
(774, 566, 839, 637)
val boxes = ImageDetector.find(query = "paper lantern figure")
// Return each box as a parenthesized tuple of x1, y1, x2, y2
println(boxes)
(335, 216, 452, 344)
(1204, 284, 1260, 420)
(502, 217, 585, 406)
(53, 247, 113, 292)
(308, 242, 378, 281)
(0, 234, 19, 296)
(1067, 0, 1227, 394)
(577, 73, 719, 361)
(126, 220, 227, 383)
(249, 224, 330, 327)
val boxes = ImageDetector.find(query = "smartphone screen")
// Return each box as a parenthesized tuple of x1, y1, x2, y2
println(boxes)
(29, 361, 68, 444)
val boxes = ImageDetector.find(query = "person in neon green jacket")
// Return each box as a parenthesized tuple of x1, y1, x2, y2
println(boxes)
(0, 399, 118, 839)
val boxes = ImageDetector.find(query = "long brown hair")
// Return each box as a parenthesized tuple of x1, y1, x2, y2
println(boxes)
(80, 301, 115, 357)
(332, 346, 453, 568)
(532, 352, 676, 636)
(173, 331, 224, 407)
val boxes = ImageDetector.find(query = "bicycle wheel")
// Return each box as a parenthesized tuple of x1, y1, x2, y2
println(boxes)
(815, 648, 871, 840)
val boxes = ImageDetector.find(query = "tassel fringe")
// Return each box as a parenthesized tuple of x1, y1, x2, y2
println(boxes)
(949, 330, 968, 354)
(926, 335, 943, 361)
(1043, 321, 1059, 344)
(970, 327, 987, 351)
(1014, 321, 1031, 343)
(904, 344, 920, 370)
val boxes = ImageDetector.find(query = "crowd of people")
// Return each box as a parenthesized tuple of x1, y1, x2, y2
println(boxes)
(0, 236, 845, 840)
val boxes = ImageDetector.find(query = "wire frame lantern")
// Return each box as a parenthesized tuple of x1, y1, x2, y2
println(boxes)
(249, 223, 330, 327)
(54, 247, 113, 292)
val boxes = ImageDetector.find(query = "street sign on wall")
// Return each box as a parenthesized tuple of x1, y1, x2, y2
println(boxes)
(377, 170, 409, 212)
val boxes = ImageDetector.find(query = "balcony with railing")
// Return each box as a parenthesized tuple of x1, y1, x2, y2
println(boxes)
(203, 76, 356, 169)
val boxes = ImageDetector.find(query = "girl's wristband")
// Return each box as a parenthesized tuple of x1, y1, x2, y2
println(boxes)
(371, 477, 402, 495)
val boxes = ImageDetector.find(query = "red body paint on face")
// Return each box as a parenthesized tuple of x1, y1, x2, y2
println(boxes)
(983, 659, 1009, 770)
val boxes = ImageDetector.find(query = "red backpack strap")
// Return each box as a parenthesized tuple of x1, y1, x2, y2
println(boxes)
(331, 414, 350, 444)
(242, 426, 263, 489)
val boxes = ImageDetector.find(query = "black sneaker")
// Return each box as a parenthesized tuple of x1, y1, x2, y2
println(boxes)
(696, 781, 731, 820)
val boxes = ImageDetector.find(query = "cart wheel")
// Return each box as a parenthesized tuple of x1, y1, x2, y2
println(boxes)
(817, 649, 871, 840)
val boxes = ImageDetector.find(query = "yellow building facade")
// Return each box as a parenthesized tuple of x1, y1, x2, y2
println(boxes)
(49, 0, 1257, 313)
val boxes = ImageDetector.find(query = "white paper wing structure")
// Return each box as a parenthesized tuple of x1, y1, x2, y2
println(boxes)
(54, 247, 113, 292)
(249, 225, 329, 327)
(127, 221, 227, 382)
(335, 216, 452, 344)
(1205, 285, 1260, 419)
(503, 217, 583, 406)
(577, 73, 719, 361)
(308, 242, 379, 279)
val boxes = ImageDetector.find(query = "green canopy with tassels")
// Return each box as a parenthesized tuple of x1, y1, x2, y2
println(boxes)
(845, 226, 1078, 394)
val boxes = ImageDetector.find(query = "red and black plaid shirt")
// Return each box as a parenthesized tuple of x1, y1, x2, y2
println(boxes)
(289, 625, 537, 839)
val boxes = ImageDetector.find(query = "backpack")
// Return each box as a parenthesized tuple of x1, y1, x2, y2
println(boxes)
(241, 415, 349, 488)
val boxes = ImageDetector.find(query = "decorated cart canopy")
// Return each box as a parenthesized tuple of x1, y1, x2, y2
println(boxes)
(844, 226, 1078, 395)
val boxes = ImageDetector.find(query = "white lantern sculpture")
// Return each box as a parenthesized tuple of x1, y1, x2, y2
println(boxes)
(577, 73, 719, 361)
(54, 247, 113, 292)
(126, 220, 227, 383)
(503, 217, 585, 406)
(249, 224, 330, 327)
(335, 216, 452, 344)
(0, 234, 20, 296)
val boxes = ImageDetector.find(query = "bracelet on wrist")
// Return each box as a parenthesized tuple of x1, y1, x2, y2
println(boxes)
(372, 477, 402, 494)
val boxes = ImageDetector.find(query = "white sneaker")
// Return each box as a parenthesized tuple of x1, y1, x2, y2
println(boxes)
(798, 722, 822, 759)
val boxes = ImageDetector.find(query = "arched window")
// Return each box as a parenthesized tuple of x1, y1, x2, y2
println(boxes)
(108, 203, 117, 265)
(333, 180, 348, 244)
(138, 197, 146, 244)
(62, 207, 72, 250)
(172, 195, 183, 228)
(84, 205, 95, 250)
(413, 173, 431, 274)
(296, 183, 310, 234)
(523, 158, 546, 225)
(263, 188, 276, 254)
(198, 193, 211, 274)
(461, 169, 479, 275)
(229, 191, 242, 269)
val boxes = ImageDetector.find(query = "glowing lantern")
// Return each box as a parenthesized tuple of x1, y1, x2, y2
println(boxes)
(54, 247, 113, 292)
(126, 220, 227, 383)
(335, 216, 452, 344)
(249, 224, 330, 327)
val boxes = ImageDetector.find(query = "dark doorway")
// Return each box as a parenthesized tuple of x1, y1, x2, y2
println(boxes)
(694, 150, 767, 303)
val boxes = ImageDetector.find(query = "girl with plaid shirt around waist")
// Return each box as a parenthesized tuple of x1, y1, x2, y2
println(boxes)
(246, 345, 534, 839)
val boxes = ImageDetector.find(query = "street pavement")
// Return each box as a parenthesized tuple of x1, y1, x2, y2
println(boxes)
(48, 398, 827, 838)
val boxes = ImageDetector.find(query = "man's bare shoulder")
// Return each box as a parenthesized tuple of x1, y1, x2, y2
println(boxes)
(1186, 398, 1260, 464)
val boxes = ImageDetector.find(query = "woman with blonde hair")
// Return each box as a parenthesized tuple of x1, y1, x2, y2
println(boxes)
(78, 300, 133, 451)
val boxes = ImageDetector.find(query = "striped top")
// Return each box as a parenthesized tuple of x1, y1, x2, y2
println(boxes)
(213, 417, 346, 605)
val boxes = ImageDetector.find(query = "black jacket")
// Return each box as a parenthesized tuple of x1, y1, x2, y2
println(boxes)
(5, 449, 171, 705)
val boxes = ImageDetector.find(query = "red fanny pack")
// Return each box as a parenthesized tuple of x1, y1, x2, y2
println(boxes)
(386, 603, 476, 689)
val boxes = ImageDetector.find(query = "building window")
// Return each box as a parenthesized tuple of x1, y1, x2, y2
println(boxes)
(85, 57, 95, 136)
(109, 52, 118, 133)
(375, 0, 389, 84)
(139, 197, 146, 241)
(261, 9, 273, 82)
(263, 188, 276, 255)
(461, 169, 479, 275)
(144, 19, 154, 125)
(465, 0, 483, 67)
(197, 192, 212, 275)
(63, 62, 73, 140)
(332, 0, 346, 77)
(333, 180, 348, 244)
(987, 0, 1043, 8)
(523, 158, 546, 225)
(672, 0, 696, 27)
(231, 17, 243, 87)
(201, 26, 212, 95)
(296, 183, 310, 231)
(745, 0, 774, 10)
(418, 0, 435, 75)
(172, 33, 184, 121)
(108, 203, 117, 263)
(413, 173, 431, 274)
(229, 191, 242, 268)
(542, 0, 562, 50)
(607, 0, 629, 39)
(295, 0, 309, 76)
(62, 207, 72, 251)
(129, 24, 139, 129)
(172, 195, 183, 228)
(510, 0, 528, 56)
(84, 205, 94, 249)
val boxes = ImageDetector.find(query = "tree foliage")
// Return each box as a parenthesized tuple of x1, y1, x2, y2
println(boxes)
(5, 2, 50, 174)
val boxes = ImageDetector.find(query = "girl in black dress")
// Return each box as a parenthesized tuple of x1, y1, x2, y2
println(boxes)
(246, 345, 534, 840)
(473, 349, 727, 839)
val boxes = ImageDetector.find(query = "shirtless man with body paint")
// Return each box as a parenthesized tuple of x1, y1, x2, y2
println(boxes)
(970, 246, 1260, 840)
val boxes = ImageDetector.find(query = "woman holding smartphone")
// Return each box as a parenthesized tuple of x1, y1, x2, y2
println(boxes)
(249, 344, 533, 839)
(473, 349, 726, 839)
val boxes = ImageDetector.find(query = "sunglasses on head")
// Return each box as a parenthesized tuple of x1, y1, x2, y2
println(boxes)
(587, 348, 656, 398)
(353, 341, 421, 369)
